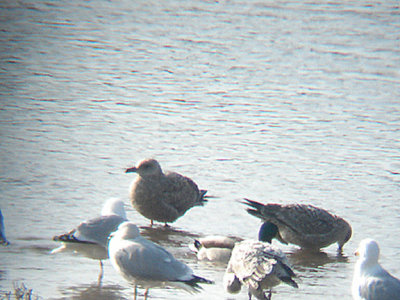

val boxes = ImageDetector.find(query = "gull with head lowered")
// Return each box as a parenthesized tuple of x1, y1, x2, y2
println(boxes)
(352, 238, 400, 300)
(108, 221, 213, 299)
(125, 158, 208, 226)
(51, 198, 127, 283)
(243, 198, 352, 253)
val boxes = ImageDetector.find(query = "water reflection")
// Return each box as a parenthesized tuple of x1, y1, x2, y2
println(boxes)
(58, 283, 126, 300)
(193, 257, 231, 273)
(139, 225, 199, 248)
(288, 248, 349, 269)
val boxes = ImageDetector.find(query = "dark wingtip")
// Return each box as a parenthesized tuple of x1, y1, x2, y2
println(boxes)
(181, 275, 214, 292)
(242, 199, 267, 222)
(194, 239, 201, 250)
(53, 233, 72, 242)
(53, 231, 84, 243)
(281, 277, 299, 289)
(192, 275, 214, 285)
(198, 190, 210, 205)
(246, 208, 261, 217)
(242, 198, 264, 208)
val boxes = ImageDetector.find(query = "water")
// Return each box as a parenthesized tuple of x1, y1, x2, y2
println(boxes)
(0, 0, 399, 299)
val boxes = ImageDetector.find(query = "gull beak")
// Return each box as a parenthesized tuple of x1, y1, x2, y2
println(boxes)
(125, 166, 137, 173)
(354, 249, 359, 256)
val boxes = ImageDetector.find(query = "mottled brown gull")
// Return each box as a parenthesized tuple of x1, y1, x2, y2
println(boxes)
(125, 158, 208, 226)
(108, 222, 213, 300)
(223, 239, 298, 300)
(352, 238, 400, 300)
(243, 198, 352, 253)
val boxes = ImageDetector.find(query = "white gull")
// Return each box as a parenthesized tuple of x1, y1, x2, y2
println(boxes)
(51, 198, 127, 283)
(352, 238, 400, 300)
(108, 221, 213, 299)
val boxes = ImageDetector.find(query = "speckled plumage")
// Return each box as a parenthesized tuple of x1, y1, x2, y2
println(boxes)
(224, 240, 298, 300)
(126, 159, 208, 225)
(243, 198, 352, 252)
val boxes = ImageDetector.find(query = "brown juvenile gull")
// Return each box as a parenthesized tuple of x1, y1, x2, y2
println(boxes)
(125, 158, 208, 226)
(352, 238, 400, 300)
(243, 198, 352, 253)
(223, 239, 298, 300)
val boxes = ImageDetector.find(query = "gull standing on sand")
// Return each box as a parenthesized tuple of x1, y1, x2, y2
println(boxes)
(352, 238, 400, 300)
(243, 198, 352, 252)
(51, 198, 127, 283)
(108, 221, 213, 299)
(224, 239, 298, 300)
(125, 158, 208, 226)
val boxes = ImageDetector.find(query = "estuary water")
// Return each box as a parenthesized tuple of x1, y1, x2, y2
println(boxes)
(0, 0, 399, 299)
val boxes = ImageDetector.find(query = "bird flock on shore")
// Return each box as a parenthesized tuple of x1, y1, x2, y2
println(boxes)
(2, 158, 399, 299)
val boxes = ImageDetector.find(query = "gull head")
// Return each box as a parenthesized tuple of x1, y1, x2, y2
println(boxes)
(101, 198, 127, 219)
(112, 222, 141, 240)
(355, 238, 380, 264)
(125, 158, 163, 177)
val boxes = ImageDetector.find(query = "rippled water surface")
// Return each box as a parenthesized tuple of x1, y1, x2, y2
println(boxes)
(1, 0, 399, 299)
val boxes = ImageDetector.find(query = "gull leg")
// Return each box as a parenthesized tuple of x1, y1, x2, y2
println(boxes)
(337, 244, 344, 255)
(150, 220, 154, 227)
(133, 285, 137, 300)
(267, 289, 272, 300)
(97, 260, 104, 286)
(144, 288, 149, 300)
